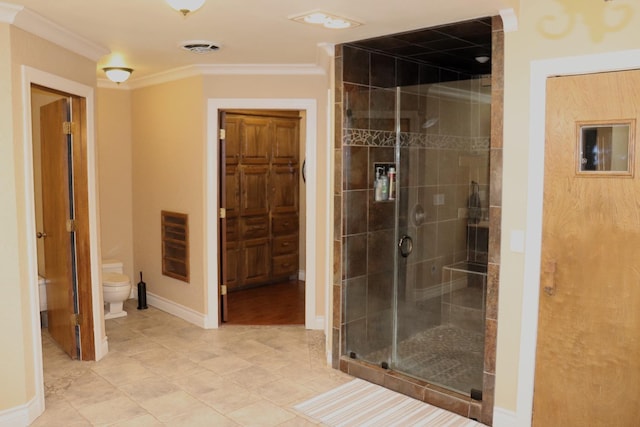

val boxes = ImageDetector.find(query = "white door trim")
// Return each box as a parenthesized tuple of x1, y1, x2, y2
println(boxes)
(20, 66, 104, 424)
(205, 98, 318, 329)
(517, 49, 640, 427)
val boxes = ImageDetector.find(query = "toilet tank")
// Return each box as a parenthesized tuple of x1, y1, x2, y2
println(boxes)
(102, 259, 124, 274)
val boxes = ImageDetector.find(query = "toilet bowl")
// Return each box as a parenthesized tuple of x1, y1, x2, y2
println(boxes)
(102, 260, 131, 320)
(38, 275, 47, 312)
(38, 275, 48, 328)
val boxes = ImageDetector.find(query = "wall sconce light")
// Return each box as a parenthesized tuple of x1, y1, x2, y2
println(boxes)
(166, 0, 206, 16)
(103, 67, 134, 84)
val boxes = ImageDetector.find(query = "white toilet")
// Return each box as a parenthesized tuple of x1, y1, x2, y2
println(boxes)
(102, 259, 131, 320)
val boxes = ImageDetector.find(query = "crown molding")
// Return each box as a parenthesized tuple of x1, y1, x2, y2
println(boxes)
(0, 2, 109, 61)
(200, 63, 326, 75)
(0, 2, 22, 23)
(127, 63, 327, 89)
(499, 8, 518, 33)
(317, 42, 336, 57)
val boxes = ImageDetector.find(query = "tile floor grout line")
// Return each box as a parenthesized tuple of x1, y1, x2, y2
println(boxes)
(35, 299, 478, 427)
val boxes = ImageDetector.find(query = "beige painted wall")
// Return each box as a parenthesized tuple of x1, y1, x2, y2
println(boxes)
(2, 25, 96, 412)
(0, 22, 29, 411)
(97, 88, 134, 281)
(131, 77, 206, 311)
(130, 71, 329, 318)
(497, 0, 640, 412)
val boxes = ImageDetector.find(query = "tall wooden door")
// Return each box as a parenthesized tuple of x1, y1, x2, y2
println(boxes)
(534, 70, 640, 425)
(41, 98, 79, 359)
(221, 111, 300, 296)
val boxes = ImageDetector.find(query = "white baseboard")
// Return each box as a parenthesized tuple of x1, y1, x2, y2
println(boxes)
(95, 336, 109, 361)
(0, 395, 43, 427)
(493, 407, 518, 427)
(312, 315, 324, 330)
(146, 292, 207, 328)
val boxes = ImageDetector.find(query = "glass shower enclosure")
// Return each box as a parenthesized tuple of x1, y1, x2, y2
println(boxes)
(344, 77, 491, 397)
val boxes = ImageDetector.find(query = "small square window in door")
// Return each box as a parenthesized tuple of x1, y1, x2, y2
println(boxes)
(577, 119, 635, 176)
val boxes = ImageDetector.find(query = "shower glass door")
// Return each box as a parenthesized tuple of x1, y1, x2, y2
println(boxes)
(391, 79, 490, 396)
(342, 77, 489, 397)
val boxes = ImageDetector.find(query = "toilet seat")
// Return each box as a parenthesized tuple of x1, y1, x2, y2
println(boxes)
(103, 272, 129, 287)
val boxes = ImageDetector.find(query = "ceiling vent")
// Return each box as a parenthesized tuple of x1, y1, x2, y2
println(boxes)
(180, 40, 221, 54)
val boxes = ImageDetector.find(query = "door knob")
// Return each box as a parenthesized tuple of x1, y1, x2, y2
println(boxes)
(36, 232, 47, 239)
(398, 235, 413, 258)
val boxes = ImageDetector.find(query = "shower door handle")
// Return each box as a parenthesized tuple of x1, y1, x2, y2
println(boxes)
(398, 235, 413, 257)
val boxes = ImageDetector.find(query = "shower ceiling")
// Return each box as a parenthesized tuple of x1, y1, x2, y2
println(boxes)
(347, 17, 492, 76)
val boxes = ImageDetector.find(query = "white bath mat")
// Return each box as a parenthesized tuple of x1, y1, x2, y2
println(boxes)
(293, 378, 485, 427)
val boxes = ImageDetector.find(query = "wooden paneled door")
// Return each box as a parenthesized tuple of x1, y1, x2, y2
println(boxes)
(220, 110, 300, 299)
(534, 70, 640, 425)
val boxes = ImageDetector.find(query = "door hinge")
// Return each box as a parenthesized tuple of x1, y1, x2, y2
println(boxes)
(219, 129, 226, 140)
(63, 121, 73, 135)
(66, 219, 77, 232)
(221, 284, 227, 296)
(71, 313, 80, 326)
(219, 208, 226, 218)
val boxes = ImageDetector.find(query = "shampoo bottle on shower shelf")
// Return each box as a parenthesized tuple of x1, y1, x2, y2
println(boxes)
(374, 167, 384, 201)
(388, 166, 396, 200)
(379, 170, 389, 200)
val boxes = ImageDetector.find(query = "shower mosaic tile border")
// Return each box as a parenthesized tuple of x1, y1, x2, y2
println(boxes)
(344, 128, 490, 151)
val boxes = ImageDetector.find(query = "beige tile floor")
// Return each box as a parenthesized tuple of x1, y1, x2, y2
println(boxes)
(33, 300, 353, 426)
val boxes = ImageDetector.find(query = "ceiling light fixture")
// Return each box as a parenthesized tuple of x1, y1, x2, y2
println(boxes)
(166, 0, 206, 16)
(475, 56, 490, 64)
(290, 10, 361, 29)
(103, 67, 133, 84)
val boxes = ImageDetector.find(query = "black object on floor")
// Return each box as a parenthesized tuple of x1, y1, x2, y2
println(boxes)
(137, 271, 148, 310)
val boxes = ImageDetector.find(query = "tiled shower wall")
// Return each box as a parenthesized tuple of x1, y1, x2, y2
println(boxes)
(332, 17, 504, 426)
(340, 80, 491, 357)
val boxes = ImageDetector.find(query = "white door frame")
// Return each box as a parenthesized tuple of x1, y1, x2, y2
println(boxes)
(516, 49, 640, 427)
(21, 66, 105, 422)
(205, 98, 319, 329)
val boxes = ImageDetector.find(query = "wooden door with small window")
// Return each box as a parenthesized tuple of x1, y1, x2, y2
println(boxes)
(534, 70, 640, 426)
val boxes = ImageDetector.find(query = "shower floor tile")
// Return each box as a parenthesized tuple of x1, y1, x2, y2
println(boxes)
(365, 324, 484, 395)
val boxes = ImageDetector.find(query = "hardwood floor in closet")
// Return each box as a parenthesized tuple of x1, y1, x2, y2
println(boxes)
(225, 280, 305, 325)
